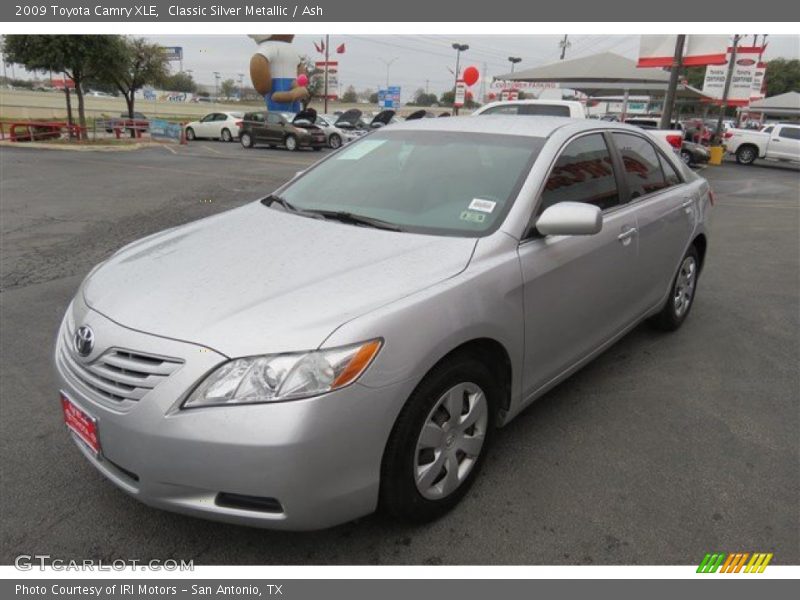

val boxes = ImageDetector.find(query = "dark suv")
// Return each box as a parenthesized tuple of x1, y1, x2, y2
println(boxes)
(239, 109, 326, 151)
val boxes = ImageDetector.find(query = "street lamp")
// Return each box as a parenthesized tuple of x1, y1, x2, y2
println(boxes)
(213, 71, 220, 104)
(508, 57, 522, 74)
(378, 57, 398, 89)
(451, 43, 469, 114)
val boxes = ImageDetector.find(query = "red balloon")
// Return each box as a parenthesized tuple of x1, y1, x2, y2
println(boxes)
(488, 92, 497, 100)
(463, 66, 479, 87)
(296, 74, 309, 87)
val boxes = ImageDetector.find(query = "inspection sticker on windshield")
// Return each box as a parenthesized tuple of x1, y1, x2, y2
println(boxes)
(336, 139, 387, 160)
(468, 198, 497, 213)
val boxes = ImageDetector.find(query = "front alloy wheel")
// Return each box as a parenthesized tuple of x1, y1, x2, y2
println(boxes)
(381, 353, 497, 522)
(414, 382, 488, 500)
(285, 135, 297, 151)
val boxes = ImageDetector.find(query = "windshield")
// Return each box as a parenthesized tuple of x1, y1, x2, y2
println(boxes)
(277, 130, 544, 236)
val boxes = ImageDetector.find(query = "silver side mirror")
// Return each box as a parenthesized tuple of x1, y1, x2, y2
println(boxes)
(536, 202, 603, 236)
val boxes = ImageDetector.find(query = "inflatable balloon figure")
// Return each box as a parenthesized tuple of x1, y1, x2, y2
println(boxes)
(248, 34, 309, 112)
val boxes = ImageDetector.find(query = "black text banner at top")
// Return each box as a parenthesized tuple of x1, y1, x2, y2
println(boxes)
(3, 0, 798, 22)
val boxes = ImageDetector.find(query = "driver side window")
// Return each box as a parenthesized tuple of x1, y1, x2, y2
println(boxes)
(539, 133, 620, 214)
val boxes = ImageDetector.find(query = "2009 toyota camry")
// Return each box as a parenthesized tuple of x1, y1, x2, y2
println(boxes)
(56, 116, 712, 530)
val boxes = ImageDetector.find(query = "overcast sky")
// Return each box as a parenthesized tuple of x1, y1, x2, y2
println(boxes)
(142, 34, 799, 100)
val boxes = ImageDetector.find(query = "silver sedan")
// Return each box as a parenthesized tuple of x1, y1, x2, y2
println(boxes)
(55, 116, 712, 530)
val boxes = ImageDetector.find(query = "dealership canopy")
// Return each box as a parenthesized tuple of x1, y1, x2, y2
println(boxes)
(497, 52, 710, 100)
(742, 91, 800, 119)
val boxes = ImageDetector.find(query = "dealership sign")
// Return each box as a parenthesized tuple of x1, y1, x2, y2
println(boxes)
(702, 47, 766, 106)
(161, 46, 183, 61)
(454, 80, 467, 107)
(490, 80, 560, 90)
(312, 61, 339, 100)
(378, 86, 401, 109)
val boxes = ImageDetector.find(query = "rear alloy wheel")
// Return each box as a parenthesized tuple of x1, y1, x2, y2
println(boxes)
(284, 135, 298, 151)
(651, 245, 700, 331)
(185, 128, 195, 141)
(240, 132, 253, 148)
(735, 145, 757, 165)
(329, 133, 342, 149)
(381, 353, 497, 522)
(221, 128, 232, 142)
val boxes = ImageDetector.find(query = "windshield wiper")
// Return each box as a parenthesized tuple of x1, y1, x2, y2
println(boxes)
(302, 209, 404, 232)
(261, 194, 300, 213)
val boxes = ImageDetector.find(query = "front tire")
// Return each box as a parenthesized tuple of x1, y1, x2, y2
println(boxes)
(380, 353, 497, 522)
(329, 133, 342, 149)
(651, 245, 700, 331)
(735, 145, 757, 165)
(284, 135, 298, 151)
(221, 128, 232, 142)
(185, 127, 195, 141)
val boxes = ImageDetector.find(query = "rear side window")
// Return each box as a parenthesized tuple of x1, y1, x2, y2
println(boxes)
(658, 153, 682, 186)
(778, 127, 800, 140)
(519, 104, 571, 117)
(539, 133, 620, 212)
(612, 133, 670, 199)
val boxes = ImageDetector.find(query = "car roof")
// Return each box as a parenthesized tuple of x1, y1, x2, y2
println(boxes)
(387, 114, 628, 138)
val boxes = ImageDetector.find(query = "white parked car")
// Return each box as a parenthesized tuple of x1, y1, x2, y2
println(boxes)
(185, 112, 244, 142)
(724, 123, 800, 165)
(473, 99, 586, 119)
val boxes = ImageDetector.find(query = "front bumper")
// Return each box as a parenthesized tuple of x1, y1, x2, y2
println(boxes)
(55, 300, 412, 530)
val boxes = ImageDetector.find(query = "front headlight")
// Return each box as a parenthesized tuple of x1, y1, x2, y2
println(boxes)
(182, 339, 382, 408)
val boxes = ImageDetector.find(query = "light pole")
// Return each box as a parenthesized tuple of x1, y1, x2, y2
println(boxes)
(559, 35, 571, 60)
(237, 72, 244, 100)
(451, 43, 469, 114)
(378, 57, 398, 89)
(508, 56, 521, 74)
(213, 71, 220, 104)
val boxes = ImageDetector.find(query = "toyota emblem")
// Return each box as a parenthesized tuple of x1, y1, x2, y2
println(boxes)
(74, 325, 95, 357)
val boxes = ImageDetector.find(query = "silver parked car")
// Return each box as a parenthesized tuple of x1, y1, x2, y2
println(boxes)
(55, 117, 712, 530)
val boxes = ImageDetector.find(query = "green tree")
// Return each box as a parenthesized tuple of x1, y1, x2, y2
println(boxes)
(98, 37, 169, 125)
(220, 78, 237, 99)
(299, 55, 324, 98)
(368, 91, 379, 104)
(161, 71, 197, 93)
(341, 84, 358, 103)
(440, 89, 455, 106)
(764, 58, 800, 97)
(4, 34, 117, 137)
(411, 88, 438, 106)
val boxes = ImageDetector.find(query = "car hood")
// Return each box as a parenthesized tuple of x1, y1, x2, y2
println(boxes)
(83, 202, 477, 357)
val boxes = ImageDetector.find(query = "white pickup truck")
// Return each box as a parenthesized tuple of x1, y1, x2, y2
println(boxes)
(725, 123, 800, 165)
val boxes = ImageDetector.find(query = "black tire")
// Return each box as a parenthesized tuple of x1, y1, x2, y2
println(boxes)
(680, 150, 693, 166)
(221, 128, 232, 142)
(735, 144, 757, 165)
(240, 132, 253, 148)
(185, 127, 195, 141)
(329, 133, 342, 149)
(380, 353, 498, 523)
(284, 135, 297, 151)
(651, 244, 701, 332)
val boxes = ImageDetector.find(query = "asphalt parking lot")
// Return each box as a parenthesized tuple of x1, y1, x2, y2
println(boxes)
(1, 143, 798, 565)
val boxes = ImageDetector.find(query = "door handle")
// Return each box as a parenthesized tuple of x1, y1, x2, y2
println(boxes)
(681, 198, 694, 209)
(617, 227, 637, 245)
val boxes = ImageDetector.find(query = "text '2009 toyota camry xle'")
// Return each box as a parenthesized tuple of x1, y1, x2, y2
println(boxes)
(56, 116, 712, 530)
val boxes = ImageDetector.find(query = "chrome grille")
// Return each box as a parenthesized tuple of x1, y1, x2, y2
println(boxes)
(58, 325, 183, 402)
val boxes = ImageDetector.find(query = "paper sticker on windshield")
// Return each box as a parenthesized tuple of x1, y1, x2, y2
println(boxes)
(336, 139, 387, 160)
(460, 211, 486, 223)
(468, 198, 497, 213)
